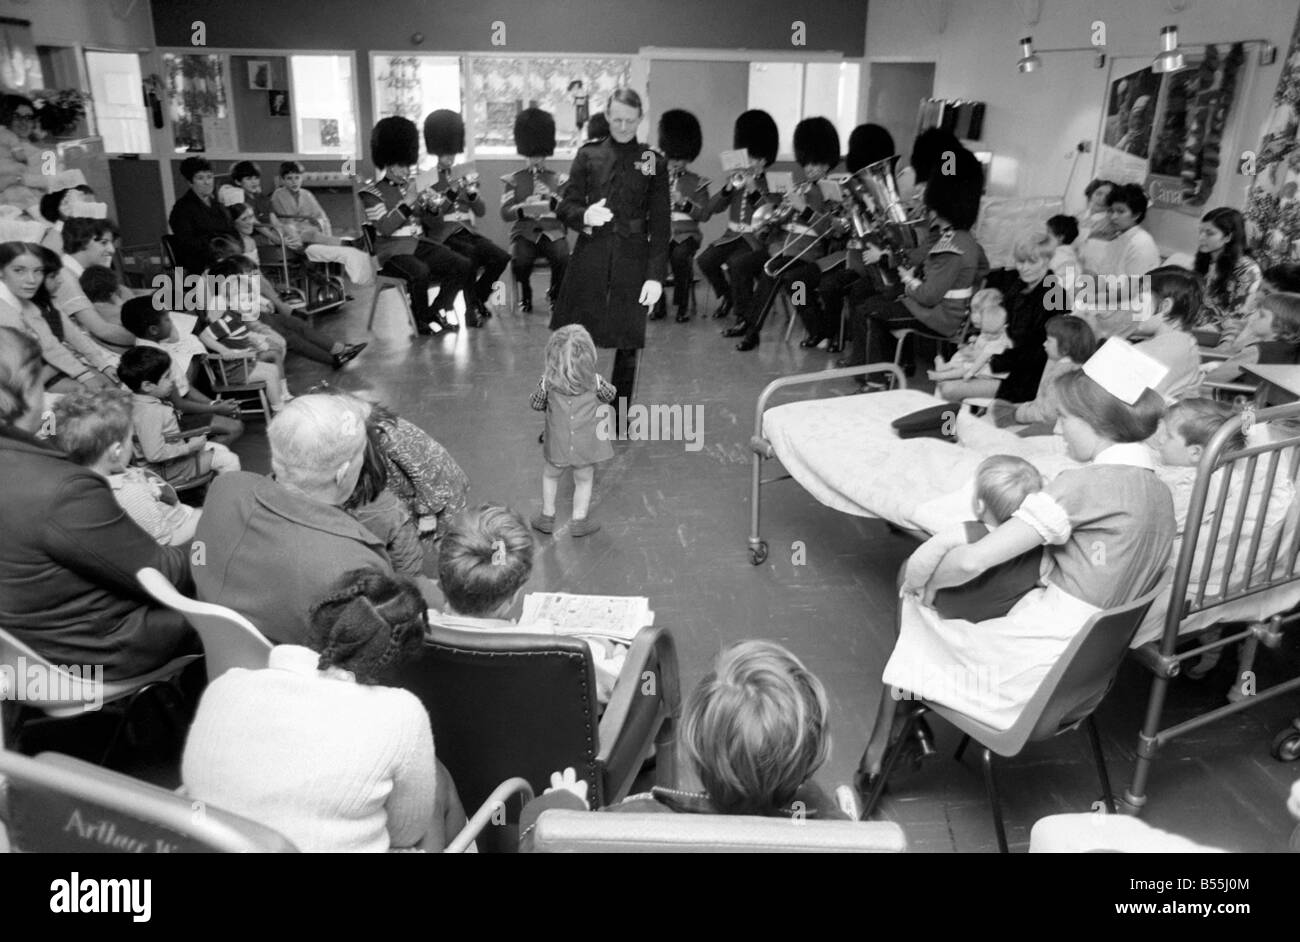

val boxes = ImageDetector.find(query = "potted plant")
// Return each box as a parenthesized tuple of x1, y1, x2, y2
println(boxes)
(31, 89, 89, 139)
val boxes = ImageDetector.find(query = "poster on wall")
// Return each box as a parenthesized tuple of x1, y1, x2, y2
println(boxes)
(1096, 65, 1163, 184)
(1096, 45, 1249, 217)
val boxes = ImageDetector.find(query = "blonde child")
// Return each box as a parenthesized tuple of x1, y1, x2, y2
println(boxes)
(206, 254, 289, 368)
(52, 390, 200, 546)
(529, 325, 616, 537)
(200, 261, 289, 413)
(1203, 291, 1300, 385)
(928, 288, 1012, 383)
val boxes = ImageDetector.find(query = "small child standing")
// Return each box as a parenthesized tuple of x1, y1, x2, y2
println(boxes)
(52, 390, 201, 546)
(903, 455, 1046, 622)
(117, 346, 241, 486)
(530, 324, 615, 537)
(1203, 291, 1300, 385)
(928, 288, 1013, 383)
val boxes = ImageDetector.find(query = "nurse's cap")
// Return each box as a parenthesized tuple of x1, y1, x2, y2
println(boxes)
(1082, 336, 1169, 405)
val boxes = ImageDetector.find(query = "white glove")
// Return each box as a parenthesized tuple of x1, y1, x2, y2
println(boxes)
(638, 280, 663, 308)
(583, 198, 613, 227)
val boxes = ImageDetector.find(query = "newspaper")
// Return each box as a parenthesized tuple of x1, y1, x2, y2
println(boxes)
(520, 592, 654, 643)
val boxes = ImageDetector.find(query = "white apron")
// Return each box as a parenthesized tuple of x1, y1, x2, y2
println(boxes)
(882, 581, 1100, 731)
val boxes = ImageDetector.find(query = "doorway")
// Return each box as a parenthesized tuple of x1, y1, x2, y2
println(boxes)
(866, 62, 935, 157)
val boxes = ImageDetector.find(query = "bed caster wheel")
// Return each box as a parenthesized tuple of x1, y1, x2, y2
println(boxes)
(1272, 722, 1300, 761)
(749, 541, 768, 565)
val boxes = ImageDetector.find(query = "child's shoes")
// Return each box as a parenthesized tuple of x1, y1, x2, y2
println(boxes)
(530, 512, 556, 534)
(570, 517, 601, 537)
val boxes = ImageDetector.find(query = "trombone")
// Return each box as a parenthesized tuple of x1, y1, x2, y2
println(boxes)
(759, 180, 847, 278)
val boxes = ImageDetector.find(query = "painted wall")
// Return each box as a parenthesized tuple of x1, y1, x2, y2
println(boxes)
(0, 0, 155, 49)
(864, 0, 1300, 255)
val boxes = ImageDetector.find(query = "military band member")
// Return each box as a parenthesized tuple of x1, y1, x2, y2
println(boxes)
(697, 110, 782, 324)
(655, 109, 712, 323)
(500, 107, 569, 313)
(734, 117, 846, 351)
(358, 116, 466, 334)
(421, 109, 511, 327)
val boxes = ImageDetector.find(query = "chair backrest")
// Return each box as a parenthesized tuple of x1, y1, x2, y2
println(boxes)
(597, 625, 681, 804)
(391, 626, 603, 824)
(528, 809, 908, 853)
(136, 567, 272, 682)
(0, 749, 297, 852)
(1015, 588, 1160, 748)
(159, 234, 178, 270)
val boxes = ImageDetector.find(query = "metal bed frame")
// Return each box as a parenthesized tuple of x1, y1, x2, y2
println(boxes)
(1125, 400, 1300, 810)
(746, 362, 907, 565)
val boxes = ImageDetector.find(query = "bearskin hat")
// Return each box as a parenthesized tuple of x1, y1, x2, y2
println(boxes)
(423, 109, 465, 157)
(587, 112, 609, 141)
(793, 116, 840, 169)
(922, 146, 985, 231)
(514, 107, 556, 157)
(909, 127, 964, 185)
(370, 116, 419, 169)
(658, 109, 702, 162)
(845, 123, 896, 174)
(733, 110, 779, 167)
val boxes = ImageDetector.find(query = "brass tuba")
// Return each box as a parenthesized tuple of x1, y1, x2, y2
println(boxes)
(844, 155, 929, 279)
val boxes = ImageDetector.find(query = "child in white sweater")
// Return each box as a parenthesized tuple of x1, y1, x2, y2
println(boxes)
(928, 288, 1012, 382)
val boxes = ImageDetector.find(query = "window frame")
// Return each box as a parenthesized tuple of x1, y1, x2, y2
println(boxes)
(154, 46, 361, 164)
(81, 45, 153, 156)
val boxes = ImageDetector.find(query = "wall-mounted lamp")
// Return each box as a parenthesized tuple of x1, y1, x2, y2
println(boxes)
(1017, 36, 1106, 74)
(1151, 25, 1277, 74)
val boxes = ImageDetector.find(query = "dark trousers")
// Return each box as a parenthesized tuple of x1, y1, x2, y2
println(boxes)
(445, 229, 511, 306)
(511, 236, 569, 304)
(742, 258, 822, 343)
(668, 237, 700, 311)
(696, 238, 752, 303)
(611, 348, 639, 414)
(726, 246, 770, 324)
(816, 267, 867, 343)
(850, 290, 923, 366)
(261, 306, 337, 363)
(382, 241, 471, 326)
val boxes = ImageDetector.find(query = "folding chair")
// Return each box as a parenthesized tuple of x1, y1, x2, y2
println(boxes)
(199, 352, 271, 421)
(136, 568, 273, 683)
(0, 627, 201, 766)
(859, 588, 1159, 853)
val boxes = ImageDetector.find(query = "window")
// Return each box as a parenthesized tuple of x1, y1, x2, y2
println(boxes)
(467, 55, 632, 158)
(371, 54, 461, 128)
(162, 52, 230, 153)
(84, 51, 151, 154)
(289, 54, 357, 155)
(749, 61, 860, 161)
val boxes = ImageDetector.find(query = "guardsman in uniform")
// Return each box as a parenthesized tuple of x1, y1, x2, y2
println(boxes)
(358, 115, 466, 333)
(735, 116, 846, 351)
(698, 109, 782, 324)
(421, 109, 511, 327)
(850, 145, 988, 386)
(654, 109, 712, 323)
(500, 107, 569, 313)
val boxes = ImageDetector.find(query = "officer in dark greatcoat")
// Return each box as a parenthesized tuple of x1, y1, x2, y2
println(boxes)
(500, 107, 569, 313)
(551, 89, 670, 419)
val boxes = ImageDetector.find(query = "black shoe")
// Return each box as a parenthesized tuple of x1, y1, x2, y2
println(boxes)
(799, 334, 824, 349)
(333, 346, 362, 369)
(520, 297, 533, 313)
(343, 341, 368, 359)
(826, 340, 842, 354)
(415, 322, 435, 336)
(722, 322, 749, 338)
(675, 309, 691, 323)
(735, 335, 759, 351)
(432, 311, 458, 332)
(649, 304, 667, 321)
(712, 297, 732, 320)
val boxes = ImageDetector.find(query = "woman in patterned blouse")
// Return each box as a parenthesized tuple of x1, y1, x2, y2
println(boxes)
(1194, 207, 1262, 341)
(364, 401, 470, 538)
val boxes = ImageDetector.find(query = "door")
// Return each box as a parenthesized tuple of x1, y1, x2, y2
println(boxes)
(866, 62, 936, 159)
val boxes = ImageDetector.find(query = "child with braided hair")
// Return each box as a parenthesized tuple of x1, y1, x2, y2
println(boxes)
(182, 568, 466, 852)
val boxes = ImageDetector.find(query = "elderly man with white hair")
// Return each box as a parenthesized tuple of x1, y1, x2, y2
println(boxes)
(192, 394, 399, 645)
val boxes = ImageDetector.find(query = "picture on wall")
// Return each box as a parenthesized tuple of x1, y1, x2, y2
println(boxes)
(248, 60, 270, 90)
(1101, 65, 1162, 159)
(268, 90, 289, 117)
(0, 17, 44, 93)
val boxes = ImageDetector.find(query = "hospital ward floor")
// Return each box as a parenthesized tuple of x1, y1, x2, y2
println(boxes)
(24, 281, 1300, 852)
